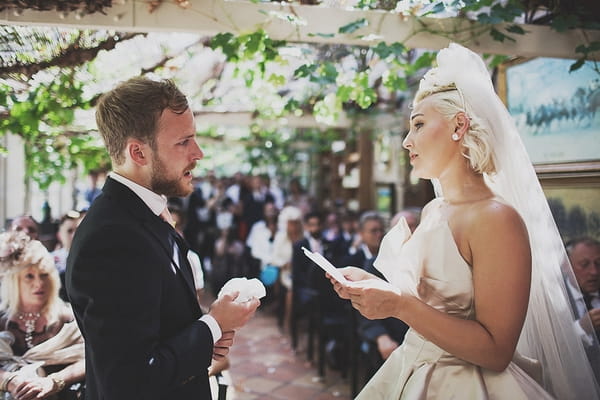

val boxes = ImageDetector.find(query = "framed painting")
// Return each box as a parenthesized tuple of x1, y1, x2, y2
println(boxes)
(497, 57, 600, 175)
(543, 182, 600, 242)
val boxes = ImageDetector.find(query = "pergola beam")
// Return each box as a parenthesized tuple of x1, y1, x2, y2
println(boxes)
(2, 0, 599, 60)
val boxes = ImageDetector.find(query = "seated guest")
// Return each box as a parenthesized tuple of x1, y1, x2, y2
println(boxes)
(0, 231, 85, 399)
(389, 207, 421, 233)
(343, 211, 409, 378)
(51, 211, 82, 302)
(340, 211, 385, 270)
(9, 216, 40, 241)
(330, 211, 358, 266)
(565, 237, 600, 379)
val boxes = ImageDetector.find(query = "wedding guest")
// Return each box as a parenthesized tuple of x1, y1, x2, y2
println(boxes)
(9, 215, 39, 241)
(0, 231, 85, 400)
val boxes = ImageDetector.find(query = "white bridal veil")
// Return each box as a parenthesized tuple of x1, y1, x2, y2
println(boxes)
(421, 43, 600, 399)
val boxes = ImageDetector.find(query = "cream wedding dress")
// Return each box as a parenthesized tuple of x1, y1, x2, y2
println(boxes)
(356, 198, 553, 400)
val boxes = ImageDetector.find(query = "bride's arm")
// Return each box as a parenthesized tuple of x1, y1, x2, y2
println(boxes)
(347, 203, 531, 372)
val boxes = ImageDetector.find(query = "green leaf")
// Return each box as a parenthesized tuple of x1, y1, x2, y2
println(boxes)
(293, 64, 317, 79)
(477, 13, 502, 25)
(356, 0, 377, 9)
(551, 15, 579, 32)
(490, 28, 514, 42)
(356, 88, 376, 109)
(244, 69, 255, 87)
(268, 73, 286, 86)
(383, 73, 407, 91)
(338, 18, 369, 34)
(320, 62, 338, 83)
(308, 32, 335, 38)
(412, 52, 436, 71)
(485, 54, 509, 69)
(569, 59, 585, 72)
(244, 31, 265, 56)
(210, 32, 239, 61)
(431, 2, 446, 14)
(575, 44, 588, 54)
(373, 42, 406, 60)
(337, 85, 353, 102)
(506, 24, 526, 35)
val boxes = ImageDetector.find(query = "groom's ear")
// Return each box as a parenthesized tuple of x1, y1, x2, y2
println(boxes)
(127, 139, 149, 166)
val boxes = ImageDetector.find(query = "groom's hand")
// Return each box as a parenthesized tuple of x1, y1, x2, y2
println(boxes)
(213, 330, 235, 361)
(209, 292, 260, 332)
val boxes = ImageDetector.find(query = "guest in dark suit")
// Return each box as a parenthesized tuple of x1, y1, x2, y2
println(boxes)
(66, 77, 260, 400)
(330, 210, 358, 266)
(339, 211, 385, 270)
(565, 237, 600, 380)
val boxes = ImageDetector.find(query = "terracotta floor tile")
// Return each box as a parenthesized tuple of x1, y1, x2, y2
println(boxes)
(271, 383, 323, 399)
(214, 304, 353, 400)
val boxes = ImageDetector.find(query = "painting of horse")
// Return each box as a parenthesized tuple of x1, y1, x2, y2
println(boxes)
(505, 57, 599, 165)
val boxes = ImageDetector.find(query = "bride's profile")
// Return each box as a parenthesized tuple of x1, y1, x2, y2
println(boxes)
(329, 43, 600, 399)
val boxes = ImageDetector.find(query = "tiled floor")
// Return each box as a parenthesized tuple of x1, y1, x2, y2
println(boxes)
(222, 305, 352, 400)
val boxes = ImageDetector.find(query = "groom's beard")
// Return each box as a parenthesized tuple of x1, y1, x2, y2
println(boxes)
(150, 154, 194, 197)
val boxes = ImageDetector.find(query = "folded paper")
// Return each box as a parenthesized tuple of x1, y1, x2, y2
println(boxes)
(218, 277, 266, 303)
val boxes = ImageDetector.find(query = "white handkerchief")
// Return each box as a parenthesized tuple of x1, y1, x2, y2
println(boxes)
(218, 277, 266, 303)
(301, 246, 349, 285)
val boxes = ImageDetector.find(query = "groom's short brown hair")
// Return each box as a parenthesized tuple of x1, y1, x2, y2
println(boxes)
(95, 77, 189, 165)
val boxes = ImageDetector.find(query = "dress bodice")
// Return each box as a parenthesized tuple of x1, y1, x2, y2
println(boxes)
(374, 197, 475, 321)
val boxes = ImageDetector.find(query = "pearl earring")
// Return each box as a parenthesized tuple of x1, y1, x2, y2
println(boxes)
(451, 133, 459, 141)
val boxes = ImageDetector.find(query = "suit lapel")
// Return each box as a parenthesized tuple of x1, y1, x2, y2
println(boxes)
(103, 177, 199, 305)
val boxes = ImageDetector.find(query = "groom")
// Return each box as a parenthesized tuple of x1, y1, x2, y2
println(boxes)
(66, 77, 260, 400)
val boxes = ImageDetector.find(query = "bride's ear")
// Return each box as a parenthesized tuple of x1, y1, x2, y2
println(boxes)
(453, 112, 470, 139)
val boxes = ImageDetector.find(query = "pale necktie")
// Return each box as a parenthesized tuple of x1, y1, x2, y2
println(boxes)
(160, 207, 176, 228)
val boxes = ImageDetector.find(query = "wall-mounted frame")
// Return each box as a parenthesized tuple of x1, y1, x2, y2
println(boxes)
(497, 57, 600, 241)
(497, 57, 600, 177)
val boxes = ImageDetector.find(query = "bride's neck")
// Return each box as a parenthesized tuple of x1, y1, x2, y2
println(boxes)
(439, 172, 492, 204)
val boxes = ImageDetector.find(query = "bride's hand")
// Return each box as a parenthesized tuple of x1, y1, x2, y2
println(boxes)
(327, 266, 372, 299)
(346, 278, 402, 320)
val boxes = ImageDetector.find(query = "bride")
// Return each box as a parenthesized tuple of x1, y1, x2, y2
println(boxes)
(329, 43, 600, 399)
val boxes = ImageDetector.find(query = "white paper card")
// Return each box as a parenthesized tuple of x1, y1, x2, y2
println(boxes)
(218, 277, 266, 303)
(301, 246, 349, 285)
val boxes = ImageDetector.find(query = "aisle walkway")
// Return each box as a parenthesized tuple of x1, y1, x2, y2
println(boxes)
(224, 306, 352, 400)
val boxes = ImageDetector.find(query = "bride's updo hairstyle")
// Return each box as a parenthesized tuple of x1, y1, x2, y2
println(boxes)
(413, 84, 496, 175)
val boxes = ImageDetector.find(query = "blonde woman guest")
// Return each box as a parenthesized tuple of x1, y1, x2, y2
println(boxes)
(0, 231, 85, 400)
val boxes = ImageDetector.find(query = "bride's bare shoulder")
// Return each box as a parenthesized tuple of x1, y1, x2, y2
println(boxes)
(468, 198, 528, 239)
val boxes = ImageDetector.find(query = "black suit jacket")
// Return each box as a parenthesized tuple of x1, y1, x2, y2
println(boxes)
(66, 177, 214, 400)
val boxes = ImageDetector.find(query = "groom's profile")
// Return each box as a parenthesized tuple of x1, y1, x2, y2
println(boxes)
(66, 77, 259, 400)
